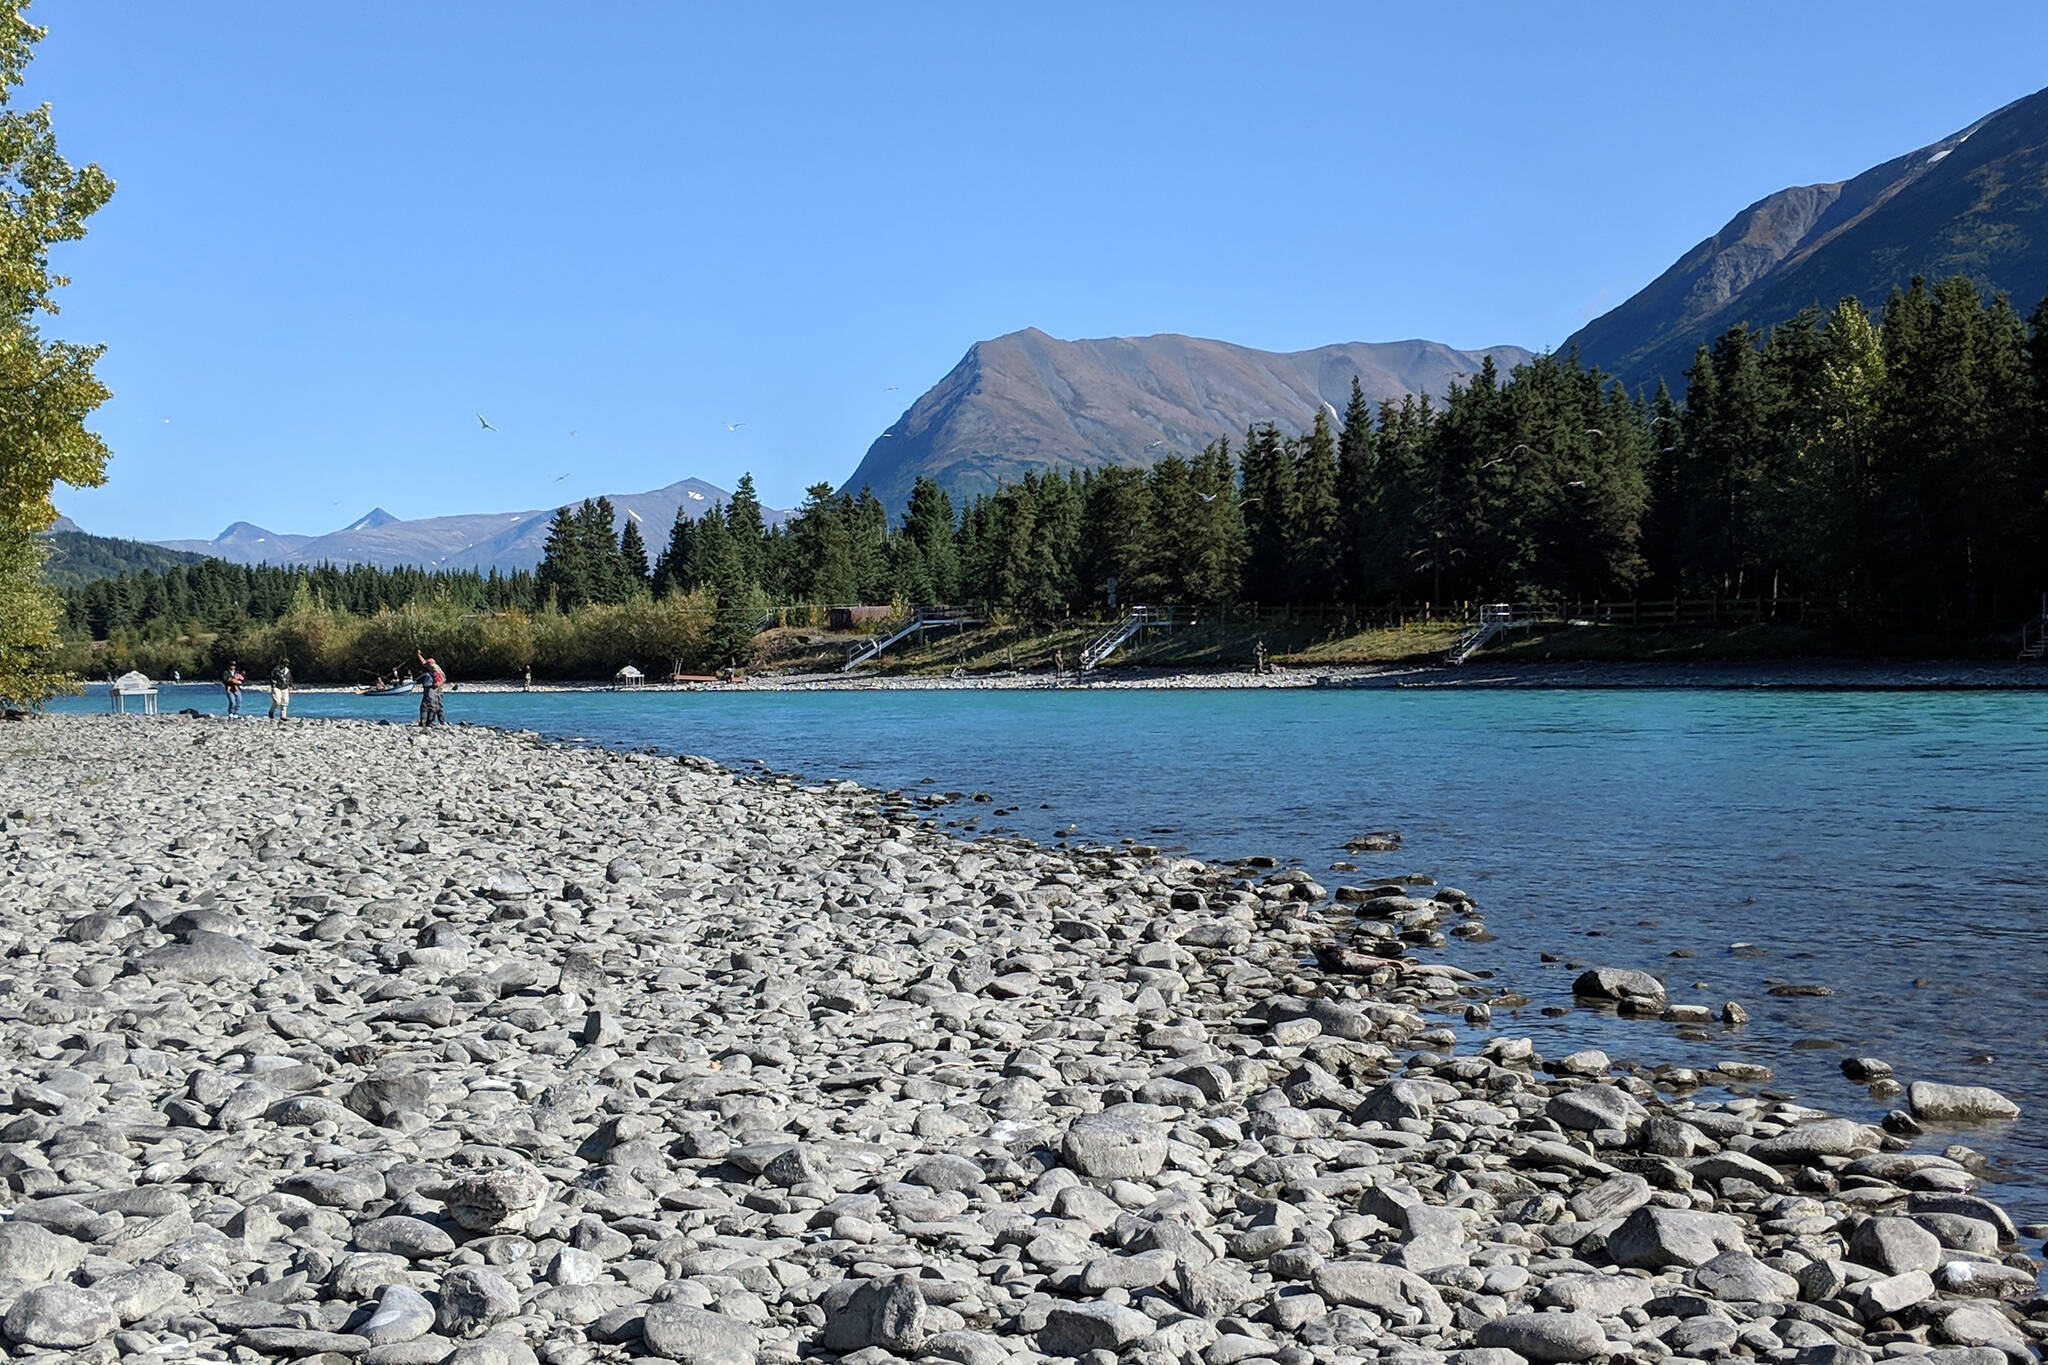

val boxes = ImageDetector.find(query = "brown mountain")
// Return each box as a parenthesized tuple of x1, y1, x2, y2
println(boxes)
(1568, 85, 2048, 392)
(840, 329, 1533, 514)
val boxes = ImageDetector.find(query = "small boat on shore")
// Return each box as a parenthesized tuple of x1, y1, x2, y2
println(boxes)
(357, 680, 418, 696)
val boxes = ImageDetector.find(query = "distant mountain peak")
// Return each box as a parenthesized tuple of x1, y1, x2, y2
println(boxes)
(147, 478, 787, 572)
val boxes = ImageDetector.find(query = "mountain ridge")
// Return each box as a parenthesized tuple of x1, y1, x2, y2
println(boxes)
(146, 478, 787, 573)
(839, 329, 1534, 514)
(1568, 86, 2048, 390)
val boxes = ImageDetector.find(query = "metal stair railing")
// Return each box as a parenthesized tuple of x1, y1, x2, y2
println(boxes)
(1081, 606, 1185, 671)
(842, 605, 984, 672)
(1444, 603, 1515, 665)
(2022, 596, 2048, 659)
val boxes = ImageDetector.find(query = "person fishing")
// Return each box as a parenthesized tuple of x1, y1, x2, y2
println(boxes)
(267, 658, 293, 721)
(417, 649, 446, 726)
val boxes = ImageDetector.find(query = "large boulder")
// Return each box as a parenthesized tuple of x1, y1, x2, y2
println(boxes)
(1907, 1083, 2019, 1123)
(134, 929, 267, 982)
(1546, 1085, 1644, 1132)
(1311, 1262, 1451, 1326)
(1848, 1217, 1942, 1276)
(1571, 967, 1666, 1004)
(641, 1306, 759, 1364)
(1607, 1206, 1745, 1269)
(1037, 1301, 1156, 1355)
(3, 1284, 117, 1349)
(1477, 1312, 1610, 1362)
(819, 1276, 928, 1354)
(1061, 1104, 1168, 1178)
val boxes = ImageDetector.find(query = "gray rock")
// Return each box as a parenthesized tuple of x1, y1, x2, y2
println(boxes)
(437, 1267, 521, 1338)
(346, 1071, 434, 1124)
(1855, 1269, 1935, 1322)
(641, 1305, 760, 1364)
(1571, 967, 1666, 1003)
(356, 1214, 458, 1259)
(1061, 1103, 1168, 1178)
(1037, 1301, 1158, 1355)
(360, 1285, 437, 1346)
(1535, 1273, 1654, 1317)
(1475, 1312, 1610, 1363)
(1848, 1216, 1943, 1275)
(1690, 1249, 1799, 1302)
(820, 1275, 928, 1354)
(1311, 1262, 1451, 1326)
(0, 1221, 82, 1284)
(135, 928, 267, 981)
(1607, 1206, 1746, 1269)
(437, 1167, 548, 1233)
(3, 1283, 118, 1349)
(1934, 1303, 2031, 1353)
(1907, 1082, 2019, 1123)
(1545, 1084, 1643, 1132)
(1749, 1118, 1882, 1164)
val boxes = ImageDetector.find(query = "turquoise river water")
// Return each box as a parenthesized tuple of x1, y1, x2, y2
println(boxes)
(52, 681, 2048, 1222)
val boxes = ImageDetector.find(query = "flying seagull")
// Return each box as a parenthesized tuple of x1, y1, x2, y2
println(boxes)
(724, 421, 745, 432)
(1196, 491, 1219, 503)
(476, 413, 498, 432)
(1146, 439, 1166, 450)
(885, 385, 899, 391)
(1565, 480, 1587, 487)
(1583, 428, 1605, 438)
(553, 473, 568, 482)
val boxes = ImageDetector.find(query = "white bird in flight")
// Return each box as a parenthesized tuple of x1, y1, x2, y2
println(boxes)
(1146, 440, 1166, 450)
(724, 422, 745, 432)
(1565, 480, 1587, 487)
(476, 413, 498, 432)
(1196, 492, 1219, 503)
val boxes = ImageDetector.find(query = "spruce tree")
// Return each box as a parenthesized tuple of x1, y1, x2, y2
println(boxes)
(1238, 424, 1294, 606)
(901, 476, 959, 602)
(1336, 377, 1376, 602)
(726, 473, 766, 585)
(536, 506, 591, 609)
(618, 517, 651, 594)
(653, 506, 695, 596)
(1291, 407, 1341, 602)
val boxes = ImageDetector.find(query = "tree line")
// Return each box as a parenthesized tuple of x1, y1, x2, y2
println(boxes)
(645, 275, 2048, 631)
(62, 272, 2048, 681)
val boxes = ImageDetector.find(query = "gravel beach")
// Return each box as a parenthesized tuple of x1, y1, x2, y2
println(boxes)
(1, 715, 2041, 1365)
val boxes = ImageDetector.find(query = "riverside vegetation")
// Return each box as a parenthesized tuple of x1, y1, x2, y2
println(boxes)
(1, 714, 2043, 1363)
(54, 278, 2048, 688)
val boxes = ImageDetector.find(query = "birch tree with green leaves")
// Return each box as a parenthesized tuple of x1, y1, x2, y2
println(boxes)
(0, 2, 114, 707)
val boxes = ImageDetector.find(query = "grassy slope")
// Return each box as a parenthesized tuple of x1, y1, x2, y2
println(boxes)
(757, 614, 2035, 678)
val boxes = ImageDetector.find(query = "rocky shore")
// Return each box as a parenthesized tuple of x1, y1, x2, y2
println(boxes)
(0, 716, 2041, 1365)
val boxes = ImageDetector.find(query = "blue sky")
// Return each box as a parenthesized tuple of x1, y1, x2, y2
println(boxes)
(36, 1, 2048, 540)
